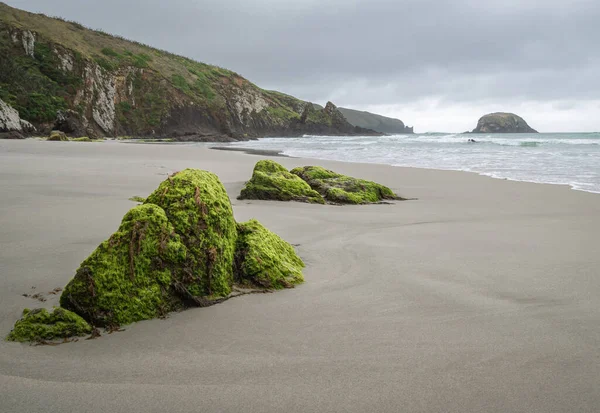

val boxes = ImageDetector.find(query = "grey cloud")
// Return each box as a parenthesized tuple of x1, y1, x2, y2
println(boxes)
(6, 0, 600, 112)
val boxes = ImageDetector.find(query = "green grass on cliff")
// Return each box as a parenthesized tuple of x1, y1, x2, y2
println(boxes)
(0, 1, 246, 113)
(0, 3, 237, 88)
(0, 2, 343, 135)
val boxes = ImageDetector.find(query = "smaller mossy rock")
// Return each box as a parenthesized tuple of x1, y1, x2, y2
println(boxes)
(236, 219, 304, 289)
(70, 137, 93, 142)
(291, 166, 401, 204)
(47, 130, 69, 141)
(238, 160, 325, 204)
(6, 308, 92, 342)
(60, 203, 188, 326)
(145, 169, 238, 299)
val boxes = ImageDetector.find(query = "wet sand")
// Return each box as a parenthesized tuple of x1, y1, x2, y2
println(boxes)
(1, 139, 599, 413)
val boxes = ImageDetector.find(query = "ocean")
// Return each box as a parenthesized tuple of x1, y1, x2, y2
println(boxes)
(226, 132, 600, 194)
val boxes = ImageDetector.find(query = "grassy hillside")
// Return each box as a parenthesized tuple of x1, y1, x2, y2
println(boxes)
(0, 2, 375, 139)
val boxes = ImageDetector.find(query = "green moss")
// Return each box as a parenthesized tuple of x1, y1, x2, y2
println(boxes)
(6, 308, 92, 342)
(129, 195, 146, 203)
(291, 166, 401, 204)
(18, 168, 308, 334)
(48, 130, 68, 141)
(145, 169, 237, 298)
(239, 160, 325, 204)
(60, 204, 188, 326)
(236, 219, 304, 289)
(69, 137, 93, 142)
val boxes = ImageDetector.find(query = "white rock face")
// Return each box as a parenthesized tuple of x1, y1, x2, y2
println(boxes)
(55, 48, 74, 72)
(0, 99, 22, 131)
(19, 118, 35, 132)
(91, 66, 116, 134)
(231, 88, 269, 125)
(74, 63, 116, 134)
(0, 99, 35, 132)
(21, 30, 35, 58)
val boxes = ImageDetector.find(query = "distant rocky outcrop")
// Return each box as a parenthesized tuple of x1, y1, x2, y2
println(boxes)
(472, 113, 538, 133)
(337, 107, 414, 134)
(0, 3, 379, 140)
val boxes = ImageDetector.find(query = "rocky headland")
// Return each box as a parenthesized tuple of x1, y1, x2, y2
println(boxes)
(0, 3, 380, 140)
(337, 107, 414, 134)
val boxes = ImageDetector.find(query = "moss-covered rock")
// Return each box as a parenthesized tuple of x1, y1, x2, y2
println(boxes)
(60, 203, 188, 326)
(6, 308, 92, 342)
(129, 195, 146, 203)
(145, 169, 238, 299)
(47, 130, 68, 141)
(291, 166, 401, 204)
(6, 168, 306, 338)
(238, 160, 325, 204)
(236, 219, 304, 289)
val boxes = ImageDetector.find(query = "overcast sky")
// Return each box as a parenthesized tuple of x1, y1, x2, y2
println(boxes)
(6, 0, 600, 132)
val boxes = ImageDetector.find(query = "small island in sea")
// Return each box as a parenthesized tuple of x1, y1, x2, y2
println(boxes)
(471, 112, 538, 133)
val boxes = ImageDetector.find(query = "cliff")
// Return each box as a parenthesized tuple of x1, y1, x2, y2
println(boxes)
(0, 3, 378, 140)
(337, 107, 413, 134)
(472, 112, 538, 134)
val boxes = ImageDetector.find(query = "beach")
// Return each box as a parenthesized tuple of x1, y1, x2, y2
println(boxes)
(1, 139, 599, 412)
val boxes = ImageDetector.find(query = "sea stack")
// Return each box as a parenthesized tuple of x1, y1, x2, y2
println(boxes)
(472, 112, 538, 133)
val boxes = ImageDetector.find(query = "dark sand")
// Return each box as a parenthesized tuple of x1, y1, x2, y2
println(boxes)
(1, 139, 599, 412)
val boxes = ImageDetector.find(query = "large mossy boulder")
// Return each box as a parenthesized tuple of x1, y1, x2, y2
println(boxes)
(236, 219, 304, 289)
(145, 169, 238, 299)
(291, 166, 401, 204)
(6, 308, 92, 342)
(9, 168, 304, 340)
(60, 203, 188, 326)
(238, 160, 324, 204)
(60, 170, 238, 327)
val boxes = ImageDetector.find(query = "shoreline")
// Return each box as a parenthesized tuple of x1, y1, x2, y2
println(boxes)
(217, 133, 600, 195)
(1, 139, 599, 412)
(211, 141, 600, 196)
